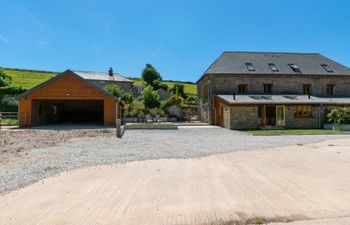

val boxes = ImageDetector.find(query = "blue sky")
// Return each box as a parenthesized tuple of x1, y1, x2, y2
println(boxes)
(0, 0, 349, 82)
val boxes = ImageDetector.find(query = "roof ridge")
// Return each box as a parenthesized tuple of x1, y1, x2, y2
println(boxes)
(72, 69, 122, 75)
(222, 51, 321, 55)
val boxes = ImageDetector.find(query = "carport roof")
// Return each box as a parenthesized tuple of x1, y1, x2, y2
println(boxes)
(217, 94, 350, 105)
(18, 70, 123, 103)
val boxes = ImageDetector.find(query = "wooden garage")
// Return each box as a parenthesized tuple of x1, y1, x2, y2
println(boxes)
(18, 70, 124, 127)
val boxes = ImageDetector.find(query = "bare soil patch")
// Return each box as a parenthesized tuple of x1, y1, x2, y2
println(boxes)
(0, 129, 114, 163)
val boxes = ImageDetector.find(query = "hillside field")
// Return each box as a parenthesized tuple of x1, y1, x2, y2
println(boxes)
(3, 68, 197, 96)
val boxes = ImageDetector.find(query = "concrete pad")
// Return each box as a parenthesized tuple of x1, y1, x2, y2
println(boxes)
(1, 139, 350, 225)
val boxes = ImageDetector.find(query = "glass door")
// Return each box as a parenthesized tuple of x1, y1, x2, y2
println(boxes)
(276, 106, 285, 127)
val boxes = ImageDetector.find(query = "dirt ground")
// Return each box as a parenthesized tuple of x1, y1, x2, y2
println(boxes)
(1, 138, 350, 225)
(0, 128, 114, 163)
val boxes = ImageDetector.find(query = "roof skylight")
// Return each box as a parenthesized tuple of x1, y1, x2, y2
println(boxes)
(289, 64, 301, 72)
(245, 63, 255, 71)
(321, 64, 334, 72)
(268, 63, 279, 72)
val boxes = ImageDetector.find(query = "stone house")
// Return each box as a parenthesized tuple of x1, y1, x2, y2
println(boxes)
(197, 52, 350, 129)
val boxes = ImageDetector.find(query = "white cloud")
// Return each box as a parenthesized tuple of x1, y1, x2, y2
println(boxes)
(37, 41, 48, 47)
(0, 34, 8, 43)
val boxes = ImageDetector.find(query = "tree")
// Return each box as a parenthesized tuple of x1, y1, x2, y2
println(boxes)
(142, 85, 160, 109)
(141, 64, 162, 88)
(327, 108, 350, 125)
(0, 68, 12, 87)
(170, 83, 186, 98)
(103, 84, 122, 98)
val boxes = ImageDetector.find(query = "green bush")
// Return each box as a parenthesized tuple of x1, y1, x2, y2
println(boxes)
(149, 108, 166, 117)
(0, 86, 27, 97)
(327, 108, 350, 125)
(170, 83, 186, 98)
(185, 95, 197, 105)
(162, 95, 183, 109)
(122, 92, 134, 104)
(152, 80, 168, 91)
(103, 84, 122, 98)
(124, 101, 146, 118)
(142, 85, 160, 109)
(0, 68, 12, 87)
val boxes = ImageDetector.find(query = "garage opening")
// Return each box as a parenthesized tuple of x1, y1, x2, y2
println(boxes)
(32, 100, 104, 126)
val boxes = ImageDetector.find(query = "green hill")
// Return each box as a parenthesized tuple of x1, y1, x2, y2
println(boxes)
(3, 68, 197, 96)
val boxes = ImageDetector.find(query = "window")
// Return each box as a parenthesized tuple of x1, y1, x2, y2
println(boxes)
(238, 84, 248, 93)
(203, 84, 209, 104)
(289, 64, 301, 72)
(327, 84, 334, 96)
(245, 63, 255, 71)
(268, 63, 279, 72)
(321, 64, 333, 73)
(263, 84, 273, 93)
(303, 84, 311, 95)
(296, 105, 314, 118)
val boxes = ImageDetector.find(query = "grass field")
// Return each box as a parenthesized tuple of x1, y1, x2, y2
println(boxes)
(244, 129, 350, 135)
(4, 68, 58, 89)
(3, 68, 197, 96)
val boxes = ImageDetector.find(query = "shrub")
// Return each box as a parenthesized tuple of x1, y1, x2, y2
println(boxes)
(152, 80, 168, 91)
(170, 83, 186, 98)
(103, 84, 122, 98)
(185, 95, 197, 105)
(0, 86, 27, 97)
(142, 85, 160, 109)
(162, 95, 183, 109)
(149, 108, 166, 117)
(327, 108, 350, 125)
(0, 68, 11, 87)
(122, 92, 134, 104)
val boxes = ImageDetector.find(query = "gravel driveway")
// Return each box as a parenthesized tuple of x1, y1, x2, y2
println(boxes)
(1, 126, 349, 193)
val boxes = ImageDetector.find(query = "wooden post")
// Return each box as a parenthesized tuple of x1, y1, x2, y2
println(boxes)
(116, 119, 121, 138)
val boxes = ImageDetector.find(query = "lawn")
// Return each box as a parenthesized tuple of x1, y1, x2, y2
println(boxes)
(0, 118, 18, 126)
(244, 129, 350, 135)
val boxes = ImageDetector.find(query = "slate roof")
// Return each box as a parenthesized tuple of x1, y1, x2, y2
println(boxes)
(73, 70, 133, 83)
(217, 94, 350, 105)
(202, 52, 350, 77)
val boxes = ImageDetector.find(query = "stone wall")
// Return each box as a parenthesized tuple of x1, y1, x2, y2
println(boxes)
(197, 75, 210, 122)
(284, 106, 321, 129)
(199, 105, 209, 123)
(210, 74, 350, 96)
(229, 106, 259, 130)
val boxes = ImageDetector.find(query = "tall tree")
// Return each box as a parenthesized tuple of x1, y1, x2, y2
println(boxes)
(141, 64, 162, 88)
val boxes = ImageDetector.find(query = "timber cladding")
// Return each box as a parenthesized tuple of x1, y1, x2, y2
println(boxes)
(18, 72, 118, 127)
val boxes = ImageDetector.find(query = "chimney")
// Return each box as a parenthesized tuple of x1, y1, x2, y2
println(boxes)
(233, 92, 236, 100)
(308, 92, 311, 99)
(108, 67, 113, 77)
